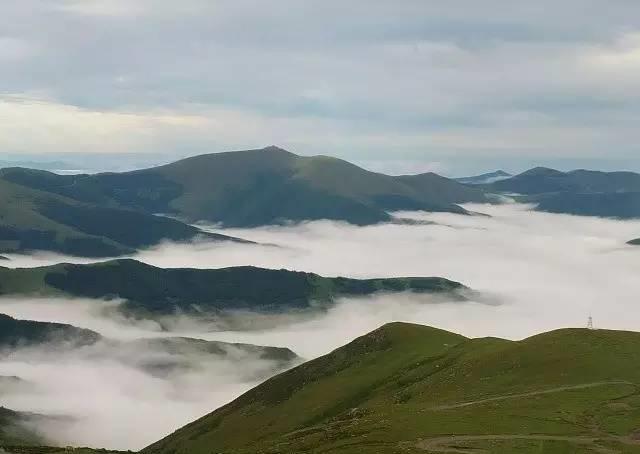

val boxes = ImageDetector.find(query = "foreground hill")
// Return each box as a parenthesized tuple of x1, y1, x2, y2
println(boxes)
(145, 322, 640, 454)
(0, 147, 488, 227)
(0, 179, 240, 257)
(0, 259, 465, 317)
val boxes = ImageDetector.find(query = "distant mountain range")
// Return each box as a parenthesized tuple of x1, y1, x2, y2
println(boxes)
(4, 147, 640, 258)
(0, 146, 488, 233)
(485, 167, 640, 194)
(144, 322, 640, 454)
(0, 259, 465, 319)
(455, 170, 512, 185)
(481, 167, 640, 219)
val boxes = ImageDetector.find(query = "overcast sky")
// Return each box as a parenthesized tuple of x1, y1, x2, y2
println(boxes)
(1, 0, 640, 175)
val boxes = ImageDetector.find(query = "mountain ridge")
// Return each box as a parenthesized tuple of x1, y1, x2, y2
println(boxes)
(0, 177, 243, 257)
(0, 259, 466, 318)
(0, 146, 489, 228)
(483, 166, 640, 219)
(143, 322, 640, 454)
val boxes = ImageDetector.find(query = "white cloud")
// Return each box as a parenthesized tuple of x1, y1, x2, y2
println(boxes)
(55, 0, 145, 17)
(0, 38, 38, 61)
(0, 1, 639, 170)
(3, 205, 640, 448)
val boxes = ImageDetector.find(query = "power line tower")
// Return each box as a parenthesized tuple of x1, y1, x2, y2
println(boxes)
(587, 315, 594, 330)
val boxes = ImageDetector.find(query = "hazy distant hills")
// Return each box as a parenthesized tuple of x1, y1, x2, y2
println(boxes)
(455, 170, 512, 185)
(0, 259, 465, 317)
(5, 146, 640, 256)
(482, 167, 640, 219)
(0, 178, 242, 257)
(0, 313, 297, 368)
(629, 238, 640, 245)
(0, 313, 299, 448)
(144, 322, 640, 454)
(0, 146, 488, 229)
(486, 167, 640, 194)
(0, 313, 100, 350)
(533, 191, 640, 218)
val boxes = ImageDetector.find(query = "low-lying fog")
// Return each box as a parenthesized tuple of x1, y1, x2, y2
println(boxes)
(2, 203, 640, 449)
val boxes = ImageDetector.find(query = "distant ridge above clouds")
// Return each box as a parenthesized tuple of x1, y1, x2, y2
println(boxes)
(482, 167, 640, 219)
(0, 146, 489, 229)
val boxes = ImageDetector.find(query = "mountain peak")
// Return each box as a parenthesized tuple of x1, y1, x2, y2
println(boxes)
(519, 167, 566, 177)
(261, 145, 292, 154)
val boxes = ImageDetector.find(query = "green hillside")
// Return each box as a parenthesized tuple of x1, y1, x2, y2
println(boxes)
(0, 259, 465, 317)
(0, 179, 239, 257)
(144, 323, 640, 454)
(0, 147, 488, 227)
(629, 238, 640, 246)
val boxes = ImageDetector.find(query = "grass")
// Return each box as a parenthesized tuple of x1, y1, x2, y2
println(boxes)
(142, 323, 640, 454)
(0, 259, 464, 315)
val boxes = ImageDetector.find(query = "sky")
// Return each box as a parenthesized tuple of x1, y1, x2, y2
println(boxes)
(1, 1, 640, 175)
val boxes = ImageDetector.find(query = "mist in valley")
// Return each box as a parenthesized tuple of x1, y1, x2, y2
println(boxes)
(2, 203, 640, 449)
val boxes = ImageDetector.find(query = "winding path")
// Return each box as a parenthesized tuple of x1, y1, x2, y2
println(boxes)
(428, 381, 634, 411)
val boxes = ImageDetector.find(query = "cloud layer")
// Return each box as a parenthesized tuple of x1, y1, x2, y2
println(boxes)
(2, 204, 640, 449)
(6, 203, 640, 341)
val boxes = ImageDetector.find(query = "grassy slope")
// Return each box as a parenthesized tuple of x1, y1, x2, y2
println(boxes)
(0, 259, 464, 315)
(0, 179, 234, 257)
(144, 323, 640, 454)
(0, 147, 488, 227)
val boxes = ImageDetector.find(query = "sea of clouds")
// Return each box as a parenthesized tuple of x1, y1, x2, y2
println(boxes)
(1, 203, 640, 449)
